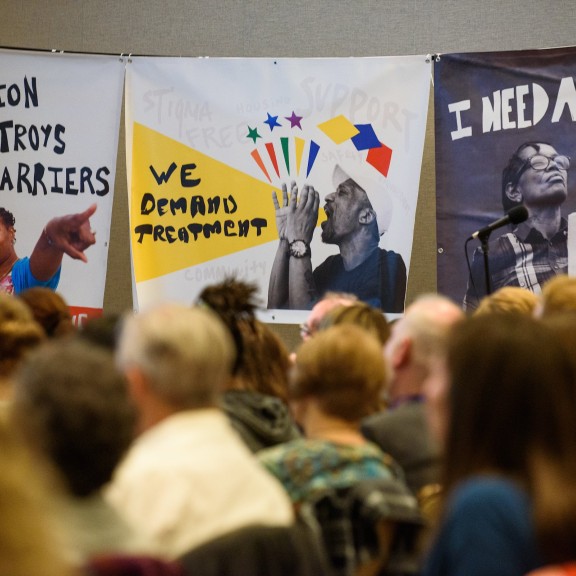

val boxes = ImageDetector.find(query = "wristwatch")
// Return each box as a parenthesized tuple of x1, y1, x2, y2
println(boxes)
(289, 239, 311, 258)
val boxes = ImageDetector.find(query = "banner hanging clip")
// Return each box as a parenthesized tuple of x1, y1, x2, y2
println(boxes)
(425, 53, 441, 63)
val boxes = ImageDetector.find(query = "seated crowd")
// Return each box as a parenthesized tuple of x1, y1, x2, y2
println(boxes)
(1, 275, 576, 576)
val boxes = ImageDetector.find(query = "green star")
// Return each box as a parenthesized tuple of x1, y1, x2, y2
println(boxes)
(247, 126, 261, 144)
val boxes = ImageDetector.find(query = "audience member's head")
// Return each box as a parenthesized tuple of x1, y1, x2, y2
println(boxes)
(541, 312, 576, 377)
(12, 339, 136, 498)
(197, 277, 290, 401)
(77, 313, 122, 352)
(473, 286, 539, 317)
(197, 277, 260, 365)
(318, 301, 391, 345)
(436, 313, 576, 562)
(290, 324, 388, 426)
(537, 274, 576, 317)
(300, 291, 358, 341)
(116, 304, 235, 432)
(384, 294, 463, 405)
(0, 420, 74, 576)
(438, 314, 576, 461)
(246, 321, 291, 401)
(18, 287, 75, 339)
(0, 293, 45, 401)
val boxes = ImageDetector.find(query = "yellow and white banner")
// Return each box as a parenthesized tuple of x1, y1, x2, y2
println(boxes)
(0, 50, 124, 324)
(126, 56, 430, 321)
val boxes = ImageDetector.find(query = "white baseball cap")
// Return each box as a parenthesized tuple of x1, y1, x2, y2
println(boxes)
(332, 163, 392, 236)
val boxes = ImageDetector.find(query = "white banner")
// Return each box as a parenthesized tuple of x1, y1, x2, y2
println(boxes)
(126, 56, 430, 321)
(0, 50, 124, 324)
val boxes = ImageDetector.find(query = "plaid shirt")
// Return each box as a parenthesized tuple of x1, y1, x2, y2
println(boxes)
(464, 218, 568, 311)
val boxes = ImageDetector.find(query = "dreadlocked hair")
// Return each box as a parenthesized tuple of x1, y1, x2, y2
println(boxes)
(197, 277, 261, 375)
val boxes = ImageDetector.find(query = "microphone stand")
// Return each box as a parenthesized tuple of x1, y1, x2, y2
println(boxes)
(478, 231, 492, 296)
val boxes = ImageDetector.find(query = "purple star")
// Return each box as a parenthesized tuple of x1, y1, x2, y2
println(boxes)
(285, 111, 303, 129)
(264, 113, 282, 131)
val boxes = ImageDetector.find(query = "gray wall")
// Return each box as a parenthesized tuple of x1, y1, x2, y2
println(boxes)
(2, 1, 574, 349)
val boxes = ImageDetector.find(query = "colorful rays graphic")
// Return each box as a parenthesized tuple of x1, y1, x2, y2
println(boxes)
(247, 112, 393, 184)
(250, 136, 320, 183)
(247, 111, 320, 183)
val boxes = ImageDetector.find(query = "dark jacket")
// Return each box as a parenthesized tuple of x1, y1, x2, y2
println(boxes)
(361, 401, 440, 495)
(221, 390, 301, 453)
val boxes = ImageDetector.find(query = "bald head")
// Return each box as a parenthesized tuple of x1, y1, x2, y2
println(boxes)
(399, 295, 464, 360)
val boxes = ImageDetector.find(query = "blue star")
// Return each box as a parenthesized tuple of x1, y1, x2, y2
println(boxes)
(264, 113, 282, 131)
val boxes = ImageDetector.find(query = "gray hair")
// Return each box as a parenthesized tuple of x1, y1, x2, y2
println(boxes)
(117, 304, 235, 409)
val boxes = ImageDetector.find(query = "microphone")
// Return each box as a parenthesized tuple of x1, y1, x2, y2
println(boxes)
(470, 205, 529, 240)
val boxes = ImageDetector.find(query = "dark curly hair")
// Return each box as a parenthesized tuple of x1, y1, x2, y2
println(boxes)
(198, 277, 260, 374)
(18, 288, 75, 339)
(197, 277, 290, 400)
(0, 207, 16, 229)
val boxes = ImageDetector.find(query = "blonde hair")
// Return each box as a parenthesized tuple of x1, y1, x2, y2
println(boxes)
(291, 324, 387, 421)
(539, 275, 576, 317)
(319, 302, 390, 345)
(474, 286, 539, 317)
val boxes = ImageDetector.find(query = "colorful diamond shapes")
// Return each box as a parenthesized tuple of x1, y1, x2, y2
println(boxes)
(366, 142, 393, 177)
(317, 115, 359, 144)
(351, 124, 381, 151)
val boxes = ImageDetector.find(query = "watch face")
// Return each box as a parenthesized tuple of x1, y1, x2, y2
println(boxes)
(290, 240, 309, 258)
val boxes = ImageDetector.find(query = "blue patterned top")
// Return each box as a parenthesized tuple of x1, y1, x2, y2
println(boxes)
(258, 438, 399, 506)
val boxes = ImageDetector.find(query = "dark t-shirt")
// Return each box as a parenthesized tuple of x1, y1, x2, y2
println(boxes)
(313, 248, 406, 312)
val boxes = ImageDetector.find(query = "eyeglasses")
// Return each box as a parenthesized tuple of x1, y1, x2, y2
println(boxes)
(299, 323, 312, 339)
(521, 154, 570, 173)
(514, 154, 570, 185)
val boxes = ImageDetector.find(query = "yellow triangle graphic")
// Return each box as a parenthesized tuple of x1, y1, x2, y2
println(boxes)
(131, 123, 281, 282)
